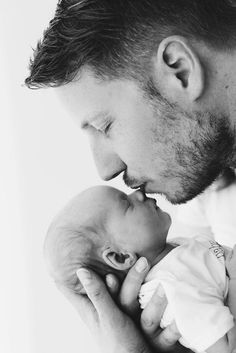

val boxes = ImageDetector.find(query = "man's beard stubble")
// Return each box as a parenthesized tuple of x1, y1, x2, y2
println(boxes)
(171, 112, 235, 204)
(158, 106, 235, 204)
(142, 80, 235, 204)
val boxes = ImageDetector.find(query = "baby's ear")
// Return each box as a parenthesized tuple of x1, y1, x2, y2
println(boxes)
(102, 248, 137, 271)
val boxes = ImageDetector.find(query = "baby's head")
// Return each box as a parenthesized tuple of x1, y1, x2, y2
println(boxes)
(44, 186, 171, 293)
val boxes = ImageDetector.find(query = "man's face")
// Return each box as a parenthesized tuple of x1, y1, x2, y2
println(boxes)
(57, 69, 233, 204)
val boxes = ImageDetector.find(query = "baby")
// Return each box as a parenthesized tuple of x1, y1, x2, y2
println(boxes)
(44, 186, 236, 353)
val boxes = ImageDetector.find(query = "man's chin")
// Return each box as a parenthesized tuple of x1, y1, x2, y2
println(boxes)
(165, 193, 194, 205)
(164, 187, 206, 205)
(153, 187, 202, 205)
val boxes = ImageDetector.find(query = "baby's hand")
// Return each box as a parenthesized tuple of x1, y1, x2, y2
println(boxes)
(226, 245, 236, 279)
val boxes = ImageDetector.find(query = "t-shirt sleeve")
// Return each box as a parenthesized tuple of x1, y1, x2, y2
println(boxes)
(157, 240, 234, 352)
(162, 279, 234, 352)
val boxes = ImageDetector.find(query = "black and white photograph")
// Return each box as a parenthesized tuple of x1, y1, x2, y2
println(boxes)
(3, 1, 236, 353)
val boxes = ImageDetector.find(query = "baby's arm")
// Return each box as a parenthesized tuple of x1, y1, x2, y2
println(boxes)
(206, 246, 236, 353)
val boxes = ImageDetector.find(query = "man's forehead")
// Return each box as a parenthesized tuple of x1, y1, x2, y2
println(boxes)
(56, 71, 142, 128)
(56, 75, 114, 124)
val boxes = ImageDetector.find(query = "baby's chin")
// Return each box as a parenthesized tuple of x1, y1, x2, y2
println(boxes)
(141, 243, 166, 263)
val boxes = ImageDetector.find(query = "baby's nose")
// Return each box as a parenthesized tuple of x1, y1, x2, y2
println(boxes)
(129, 189, 146, 202)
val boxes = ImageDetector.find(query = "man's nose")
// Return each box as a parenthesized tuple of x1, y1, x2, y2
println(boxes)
(92, 141, 126, 181)
(129, 189, 146, 202)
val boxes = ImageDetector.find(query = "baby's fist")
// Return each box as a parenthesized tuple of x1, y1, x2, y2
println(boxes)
(226, 245, 236, 280)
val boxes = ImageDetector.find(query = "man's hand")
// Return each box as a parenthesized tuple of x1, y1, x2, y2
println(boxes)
(58, 257, 192, 353)
(58, 266, 152, 353)
(106, 257, 192, 353)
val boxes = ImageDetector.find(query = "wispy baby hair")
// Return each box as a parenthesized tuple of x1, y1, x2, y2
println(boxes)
(44, 223, 96, 293)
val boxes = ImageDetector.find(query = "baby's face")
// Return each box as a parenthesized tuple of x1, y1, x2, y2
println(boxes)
(86, 186, 171, 259)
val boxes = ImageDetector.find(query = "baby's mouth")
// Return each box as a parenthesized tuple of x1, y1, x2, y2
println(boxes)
(147, 197, 159, 210)
(153, 200, 159, 210)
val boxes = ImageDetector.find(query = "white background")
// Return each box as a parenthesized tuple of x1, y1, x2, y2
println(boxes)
(1, 1, 175, 352)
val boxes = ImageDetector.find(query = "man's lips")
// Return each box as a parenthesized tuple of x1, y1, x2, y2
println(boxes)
(143, 184, 163, 195)
(128, 182, 160, 211)
(129, 184, 159, 197)
(129, 183, 146, 190)
(127, 179, 162, 196)
(123, 171, 147, 190)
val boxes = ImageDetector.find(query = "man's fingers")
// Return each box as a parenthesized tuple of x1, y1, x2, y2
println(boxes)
(141, 285, 167, 335)
(57, 282, 89, 312)
(56, 283, 97, 327)
(150, 321, 181, 351)
(119, 257, 150, 316)
(106, 273, 120, 297)
(76, 268, 119, 319)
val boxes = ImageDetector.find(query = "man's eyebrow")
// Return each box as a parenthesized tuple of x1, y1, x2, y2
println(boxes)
(80, 111, 110, 130)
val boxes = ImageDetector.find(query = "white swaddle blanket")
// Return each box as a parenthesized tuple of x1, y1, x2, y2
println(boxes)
(139, 238, 234, 353)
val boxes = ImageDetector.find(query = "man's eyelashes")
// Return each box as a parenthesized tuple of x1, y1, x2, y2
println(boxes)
(102, 122, 112, 135)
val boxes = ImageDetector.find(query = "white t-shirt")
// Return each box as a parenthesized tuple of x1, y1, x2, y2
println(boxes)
(168, 182, 236, 247)
(139, 238, 234, 353)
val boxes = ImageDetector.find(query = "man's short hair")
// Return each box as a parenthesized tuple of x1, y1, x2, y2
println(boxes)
(25, 0, 236, 88)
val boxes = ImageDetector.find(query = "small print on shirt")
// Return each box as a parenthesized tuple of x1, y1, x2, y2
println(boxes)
(208, 240, 225, 260)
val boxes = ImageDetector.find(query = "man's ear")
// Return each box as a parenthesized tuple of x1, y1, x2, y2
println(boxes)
(102, 248, 137, 271)
(154, 36, 204, 102)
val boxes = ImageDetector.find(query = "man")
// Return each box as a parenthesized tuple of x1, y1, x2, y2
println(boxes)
(26, 0, 236, 352)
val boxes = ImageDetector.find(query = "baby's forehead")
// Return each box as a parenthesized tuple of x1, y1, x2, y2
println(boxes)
(83, 185, 120, 199)
(82, 186, 123, 207)
(81, 185, 123, 222)
(54, 186, 123, 231)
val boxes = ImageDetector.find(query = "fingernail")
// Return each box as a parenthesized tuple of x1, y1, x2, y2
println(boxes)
(135, 257, 148, 273)
(76, 269, 91, 286)
(106, 274, 115, 288)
